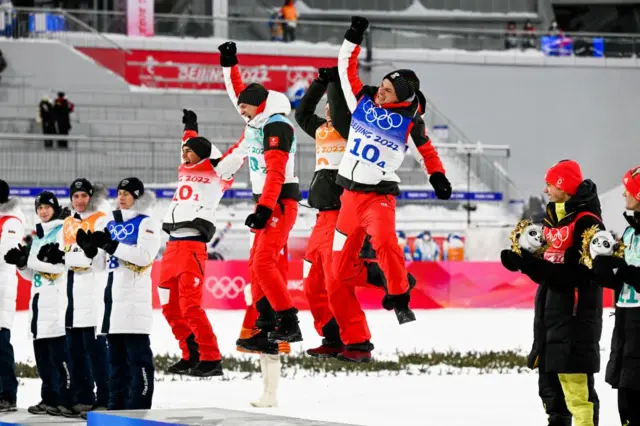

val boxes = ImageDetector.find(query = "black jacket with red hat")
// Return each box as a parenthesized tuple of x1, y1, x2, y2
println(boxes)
(503, 180, 605, 374)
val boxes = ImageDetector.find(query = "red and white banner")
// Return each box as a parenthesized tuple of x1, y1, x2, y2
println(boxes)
(127, 0, 154, 37)
(14, 260, 616, 311)
(77, 48, 336, 93)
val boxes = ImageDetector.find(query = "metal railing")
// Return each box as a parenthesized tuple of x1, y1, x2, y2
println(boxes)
(0, 133, 509, 202)
(4, 7, 640, 56)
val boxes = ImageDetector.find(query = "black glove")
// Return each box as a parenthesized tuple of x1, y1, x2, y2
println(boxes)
(76, 229, 98, 259)
(592, 256, 625, 291)
(318, 66, 338, 84)
(500, 249, 521, 272)
(92, 229, 119, 255)
(429, 172, 452, 200)
(182, 109, 198, 132)
(381, 292, 410, 311)
(345, 16, 369, 45)
(37, 243, 65, 265)
(245, 204, 273, 230)
(218, 41, 238, 67)
(4, 244, 28, 268)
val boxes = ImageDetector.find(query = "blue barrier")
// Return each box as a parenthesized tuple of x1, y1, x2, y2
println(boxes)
(28, 13, 65, 34)
(9, 187, 504, 202)
(541, 35, 606, 57)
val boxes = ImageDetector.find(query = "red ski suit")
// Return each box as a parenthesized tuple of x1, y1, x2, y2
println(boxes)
(221, 63, 301, 323)
(332, 35, 446, 345)
(159, 129, 240, 362)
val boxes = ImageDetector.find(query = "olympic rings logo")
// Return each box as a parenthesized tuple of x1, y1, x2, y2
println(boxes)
(316, 125, 332, 140)
(64, 221, 90, 241)
(362, 100, 403, 130)
(108, 223, 135, 241)
(205, 276, 246, 299)
(286, 70, 316, 85)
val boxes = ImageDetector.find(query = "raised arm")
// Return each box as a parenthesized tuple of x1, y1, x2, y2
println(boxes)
(326, 74, 352, 139)
(338, 16, 370, 112)
(294, 75, 329, 138)
(218, 41, 245, 116)
(211, 131, 248, 180)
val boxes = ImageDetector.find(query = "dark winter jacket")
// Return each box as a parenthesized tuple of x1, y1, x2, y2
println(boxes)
(53, 97, 74, 131)
(520, 180, 605, 374)
(603, 212, 640, 390)
(294, 78, 350, 211)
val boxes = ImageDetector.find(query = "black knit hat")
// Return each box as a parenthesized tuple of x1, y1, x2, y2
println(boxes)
(35, 191, 61, 214)
(0, 179, 8, 204)
(237, 83, 269, 106)
(117, 177, 144, 199)
(183, 136, 212, 160)
(383, 69, 420, 102)
(70, 178, 93, 199)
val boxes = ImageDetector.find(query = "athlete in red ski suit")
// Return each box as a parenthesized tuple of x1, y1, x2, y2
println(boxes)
(331, 16, 452, 362)
(218, 41, 303, 348)
(294, 68, 416, 359)
(159, 110, 244, 376)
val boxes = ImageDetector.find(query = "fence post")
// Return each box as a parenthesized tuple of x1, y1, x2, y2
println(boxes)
(466, 152, 472, 226)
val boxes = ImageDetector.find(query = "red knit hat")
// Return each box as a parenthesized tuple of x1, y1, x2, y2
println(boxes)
(623, 166, 640, 201)
(545, 160, 583, 195)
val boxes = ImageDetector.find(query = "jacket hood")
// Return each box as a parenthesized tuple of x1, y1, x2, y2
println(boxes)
(247, 90, 292, 129)
(132, 190, 156, 214)
(543, 179, 602, 227)
(86, 183, 110, 214)
(0, 197, 20, 215)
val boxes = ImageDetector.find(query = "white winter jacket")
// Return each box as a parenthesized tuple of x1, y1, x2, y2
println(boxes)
(98, 193, 160, 335)
(0, 198, 25, 330)
(18, 219, 67, 340)
(60, 190, 110, 329)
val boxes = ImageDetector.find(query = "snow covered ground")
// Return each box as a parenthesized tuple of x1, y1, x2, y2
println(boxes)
(9, 309, 621, 426)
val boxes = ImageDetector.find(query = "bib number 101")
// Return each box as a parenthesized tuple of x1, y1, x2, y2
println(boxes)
(349, 138, 386, 168)
(173, 185, 200, 202)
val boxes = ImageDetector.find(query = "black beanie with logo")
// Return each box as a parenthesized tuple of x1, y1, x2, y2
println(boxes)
(383, 69, 420, 102)
(117, 177, 144, 199)
(183, 136, 212, 160)
(35, 191, 61, 214)
(70, 178, 93, 199)
(237, 83, 269, 106)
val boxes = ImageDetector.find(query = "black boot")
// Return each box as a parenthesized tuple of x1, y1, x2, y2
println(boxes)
(337, 341, 374, 363)
(189, 360, 224, 377)
(255, 297, 277, 330)
(307, 318, 343, 358)
(268, 308, 303, 343)
(236, 329, 290, 355)
(167, 333, 200, 374)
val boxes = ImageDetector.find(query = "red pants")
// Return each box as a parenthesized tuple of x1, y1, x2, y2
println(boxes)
(248, 199, 298, 312)
(158, 240, 221, 362)
(331, 190, 409, 345)
(303, 210, 373, 342)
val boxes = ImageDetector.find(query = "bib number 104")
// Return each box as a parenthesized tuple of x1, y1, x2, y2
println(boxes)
(349, 138, 386, 168)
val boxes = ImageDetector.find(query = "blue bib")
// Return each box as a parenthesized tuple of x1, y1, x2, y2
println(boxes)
(345, 95, 413, 172)
(106, 214, 147, 246)
(31, 224, 63, 253)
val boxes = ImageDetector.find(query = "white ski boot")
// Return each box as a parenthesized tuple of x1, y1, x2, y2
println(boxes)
(250, 354, 280, 408)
